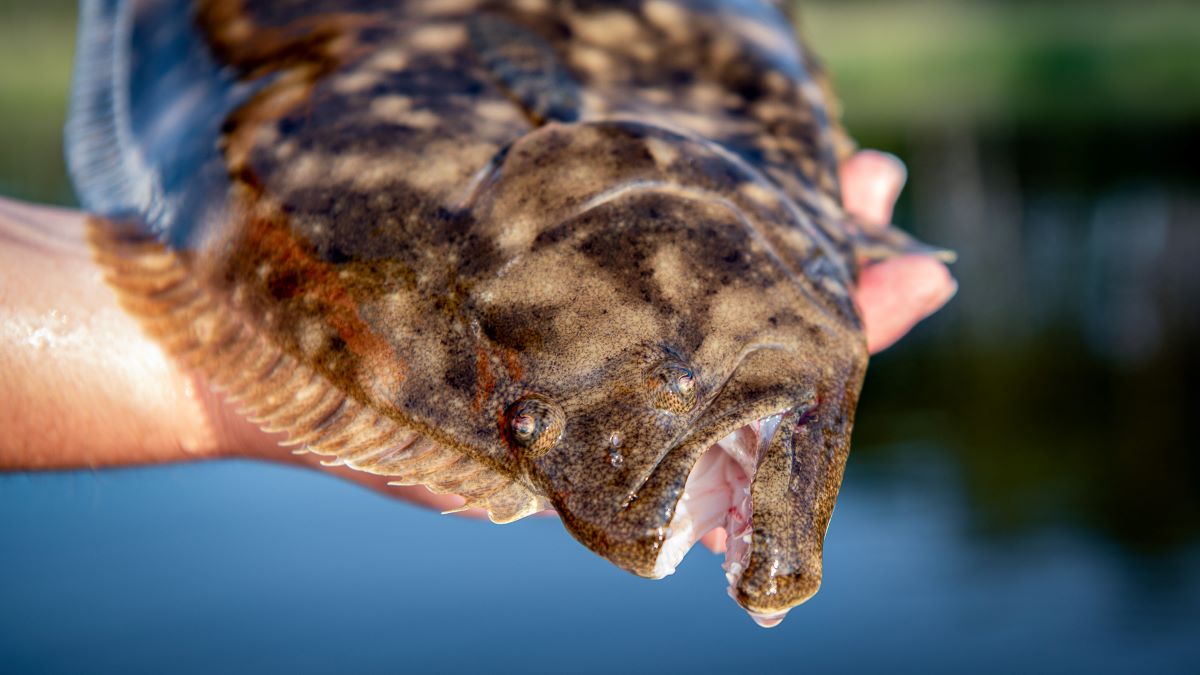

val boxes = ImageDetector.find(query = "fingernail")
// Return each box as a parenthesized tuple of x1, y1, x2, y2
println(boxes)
(863, 150, 907, 205)
(917, 266, 958, 318)
(844, 150, 909, 228)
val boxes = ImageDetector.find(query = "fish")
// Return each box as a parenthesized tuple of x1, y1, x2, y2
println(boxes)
(66, 0, 948, 627)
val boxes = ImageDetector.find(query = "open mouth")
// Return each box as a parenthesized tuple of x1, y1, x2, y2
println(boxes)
(651, 413, 789, 628)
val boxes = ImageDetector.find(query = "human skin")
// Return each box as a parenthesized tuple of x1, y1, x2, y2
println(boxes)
(0, 150, 956, 526)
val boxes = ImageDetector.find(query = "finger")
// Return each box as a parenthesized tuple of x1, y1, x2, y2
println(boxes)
(841, 150, 907, 229)
(701, 527, 727, 554)
(840, 151, 957, 352)
(856, 254, 957, 354)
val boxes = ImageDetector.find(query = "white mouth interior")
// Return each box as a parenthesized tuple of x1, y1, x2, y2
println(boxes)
(651, 413, 788, 628)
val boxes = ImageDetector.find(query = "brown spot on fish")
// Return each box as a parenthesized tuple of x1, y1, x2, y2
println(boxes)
(230, 184, 408, 402)
(222, 67, 319, 176)
(196, 0, 374, 77)
(363, 47, 411, 72)
(642, 1, 692, 41)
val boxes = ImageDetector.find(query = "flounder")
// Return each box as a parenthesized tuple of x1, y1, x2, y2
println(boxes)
(67, 0, 948, 626)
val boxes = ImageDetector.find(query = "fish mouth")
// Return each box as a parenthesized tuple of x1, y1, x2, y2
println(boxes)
(650, 411, 795, 628)
(544, 346, 862, 629)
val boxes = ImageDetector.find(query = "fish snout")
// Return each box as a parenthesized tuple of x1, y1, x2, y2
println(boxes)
(541, 343, 864, 628)
(729, 372, 861, 626)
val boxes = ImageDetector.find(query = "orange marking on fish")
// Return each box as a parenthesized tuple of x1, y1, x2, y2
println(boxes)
(214, 13, 406, 401)
(501, 347, 524, 381)
(240, 190, 407, 396)
(474, 344, 496, 412)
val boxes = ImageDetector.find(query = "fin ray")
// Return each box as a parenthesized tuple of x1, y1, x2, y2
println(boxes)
(88, 218, 545, 524)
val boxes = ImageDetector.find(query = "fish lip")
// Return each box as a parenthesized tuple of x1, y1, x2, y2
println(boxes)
(620, 343, 799, 510)
(650, 397, 841, 628)
(621, 395, 798, 516)
(647, 409, 791, 577)
(557, 396, 804, 583)
(729, 401, 844, 626)
(645, 395, 809, 535)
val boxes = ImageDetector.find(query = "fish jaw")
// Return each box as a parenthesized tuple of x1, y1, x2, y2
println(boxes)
(650, 415, 781, 581)
(647, 411, 804, 628)
(536, 341, 865, 627)
(650, 387, 860, 627)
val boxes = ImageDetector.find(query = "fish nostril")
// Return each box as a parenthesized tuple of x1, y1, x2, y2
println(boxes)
(607, 432, 624, 467)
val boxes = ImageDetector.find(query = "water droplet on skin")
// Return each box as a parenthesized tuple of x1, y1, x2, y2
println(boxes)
(608, 432, 624, 467)
(26, 327, 51, 350)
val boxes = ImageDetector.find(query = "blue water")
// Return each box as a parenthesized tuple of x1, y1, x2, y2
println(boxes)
(3, 453, 1197, 674)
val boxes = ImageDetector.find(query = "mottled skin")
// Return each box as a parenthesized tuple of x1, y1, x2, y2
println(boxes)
(68, 0, 934, 619)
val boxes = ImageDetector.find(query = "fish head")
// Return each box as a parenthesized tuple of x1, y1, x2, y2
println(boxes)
(470, 122, 868, 626)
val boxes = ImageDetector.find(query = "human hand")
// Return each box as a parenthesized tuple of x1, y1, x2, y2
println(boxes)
(843, 150, 957, 352)
(0, 150, 954, 514)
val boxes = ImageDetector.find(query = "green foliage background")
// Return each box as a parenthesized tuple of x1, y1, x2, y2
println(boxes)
(2, 0, 1199, 203)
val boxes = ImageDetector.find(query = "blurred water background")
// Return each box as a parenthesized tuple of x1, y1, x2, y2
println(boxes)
(2, 0, 1198, 672)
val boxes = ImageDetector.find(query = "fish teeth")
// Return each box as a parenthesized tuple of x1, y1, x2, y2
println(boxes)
(653, 417, 778, 592)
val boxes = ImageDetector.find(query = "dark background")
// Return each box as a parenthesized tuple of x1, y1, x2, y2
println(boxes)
(2, 1, 1199, 672)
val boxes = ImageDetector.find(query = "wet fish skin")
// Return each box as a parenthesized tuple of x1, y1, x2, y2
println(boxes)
(67, 0, 927, 620)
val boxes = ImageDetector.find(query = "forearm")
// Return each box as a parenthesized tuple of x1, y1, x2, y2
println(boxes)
(0, 198, 219, 470)
(0, 198, 469, 510)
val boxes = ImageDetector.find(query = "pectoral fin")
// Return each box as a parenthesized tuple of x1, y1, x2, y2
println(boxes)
(850, 220, 957, 266)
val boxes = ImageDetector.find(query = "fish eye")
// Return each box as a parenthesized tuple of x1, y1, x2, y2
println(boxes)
(651, 362, 698, 414)
(504, 395, 565, 458)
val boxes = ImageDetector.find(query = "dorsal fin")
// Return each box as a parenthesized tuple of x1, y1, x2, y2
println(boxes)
(66, 0, 255, 249)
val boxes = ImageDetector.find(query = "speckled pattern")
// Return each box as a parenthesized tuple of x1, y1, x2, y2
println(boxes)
(69, 0, 926, 618)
